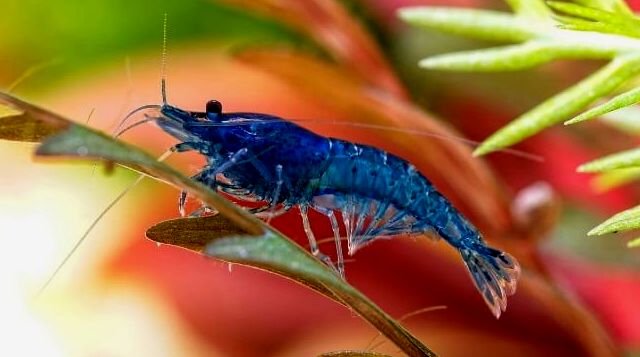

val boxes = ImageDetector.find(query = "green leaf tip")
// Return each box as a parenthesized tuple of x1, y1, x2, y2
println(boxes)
(397, 7, 537, 42)
(418, 42, 560, 72)
(578, 147, 640, 173)
(588, 204, 640, 235)
(504, 0, 552, 20)
(565, 86, 640, 125)
(628, 237, 640, 247)
(471, 55, 640, 155)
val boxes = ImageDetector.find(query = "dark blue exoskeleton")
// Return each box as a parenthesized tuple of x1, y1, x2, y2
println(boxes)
(141, 86, 520, 318)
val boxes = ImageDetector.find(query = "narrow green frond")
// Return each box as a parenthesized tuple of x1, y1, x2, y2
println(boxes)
(397, 7, 537, 42)
(504, 0, 552, 20)
(588, 204, 640, 235)
(572, 0, 633, 16)
(557, 22, 640, 37)
(592, 168, 640, 192)
(566, 86, 640, 124)
(552, 14, 636, 37)
(578, 147, 640, 172)
(548, 1, 640, 37)
(547, 1, 622, 23)
(628, 237, 640, 247)
(474, 55, 640, 156)
(419, 42, 559, 71)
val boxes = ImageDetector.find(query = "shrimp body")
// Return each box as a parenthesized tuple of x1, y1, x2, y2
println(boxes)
(155, 100, 520, 318)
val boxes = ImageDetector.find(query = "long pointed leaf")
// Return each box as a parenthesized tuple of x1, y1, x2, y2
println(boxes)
(503, 0, 552, 20)
(572, 0, 633, 16)
(474, 55, 640, 156)
(578, 147, 640, 172)
(588, 204, 640, 235)
(566, 87, 640, 124)
(592, 167, 640, 191)
(398, 7, 537, 42)
(547, 1, 625, 23)
(419, 42, 560, 72)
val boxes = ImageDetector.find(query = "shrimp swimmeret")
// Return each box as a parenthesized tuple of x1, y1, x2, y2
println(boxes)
(120, 78, 521, 319)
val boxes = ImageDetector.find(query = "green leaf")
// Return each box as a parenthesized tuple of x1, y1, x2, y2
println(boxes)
(547, 1, 640, 37)
(474, 55, 640, 156)
(566, 87, 640, 124)
(419, 42, 561, 71)
(1, 91, 435, 357)
(547, 1, 623, 23)
(555, 16, 636, 37)
(0, 93, 70, 142)
(397, 7, 538, 42)
(147, 216, 436, 357)
(572, 0, 633, 16)
(504, 0, 552, 20)
(578, 147, 640, 172)
(628, 237, 640, 247)
(588, 204, 640, 235)
(591, 167, 640, 191)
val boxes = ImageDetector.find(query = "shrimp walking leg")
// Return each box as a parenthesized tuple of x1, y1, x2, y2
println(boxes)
(314, 206, 345, 277)
(300, 205, 336, 271)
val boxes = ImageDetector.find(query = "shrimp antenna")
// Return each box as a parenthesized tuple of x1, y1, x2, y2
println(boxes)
(37, 150, 174, 296)
(161, 12, 168, 106)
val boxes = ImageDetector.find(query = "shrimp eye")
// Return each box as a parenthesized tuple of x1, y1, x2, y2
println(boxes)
(206, 100, 222, 115)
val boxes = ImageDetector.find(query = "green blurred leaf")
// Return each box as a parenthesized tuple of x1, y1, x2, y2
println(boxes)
(397, 8, 537, 42)
(474, 55, 640, 155)
(2, 91, 435, 357)
(548, 1, 624, 22)
(566, 87, 640, 124)
(572, 0, 633, 16)
(627, 237, 640, 247)
(588, 204, 640, 235)
(419, 42, 561, 71)
(578, 147, 640, 172)
(504, 0, 552, 20)
(592, 167, 640, 191)
(548, 1, 640, 37)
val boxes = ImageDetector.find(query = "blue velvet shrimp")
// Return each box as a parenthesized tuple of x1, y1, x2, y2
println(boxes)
(129, 81, 520, 318)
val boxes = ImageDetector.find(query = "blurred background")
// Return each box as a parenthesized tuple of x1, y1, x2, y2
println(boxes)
(1, 0, 640, 356)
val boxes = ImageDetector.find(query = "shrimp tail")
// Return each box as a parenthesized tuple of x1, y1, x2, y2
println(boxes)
(459, 244, 520, 319)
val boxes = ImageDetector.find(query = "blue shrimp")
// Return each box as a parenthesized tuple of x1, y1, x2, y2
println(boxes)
(128, 81, 520, 318)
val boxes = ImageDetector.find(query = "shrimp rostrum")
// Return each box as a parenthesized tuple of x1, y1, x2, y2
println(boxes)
(135, 93, 520, 318)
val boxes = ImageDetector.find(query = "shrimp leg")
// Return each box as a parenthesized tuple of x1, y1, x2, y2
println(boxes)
(179, 148, 249, 216)
(313, 206, 345, 278)
(300, 205, 337, 272)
